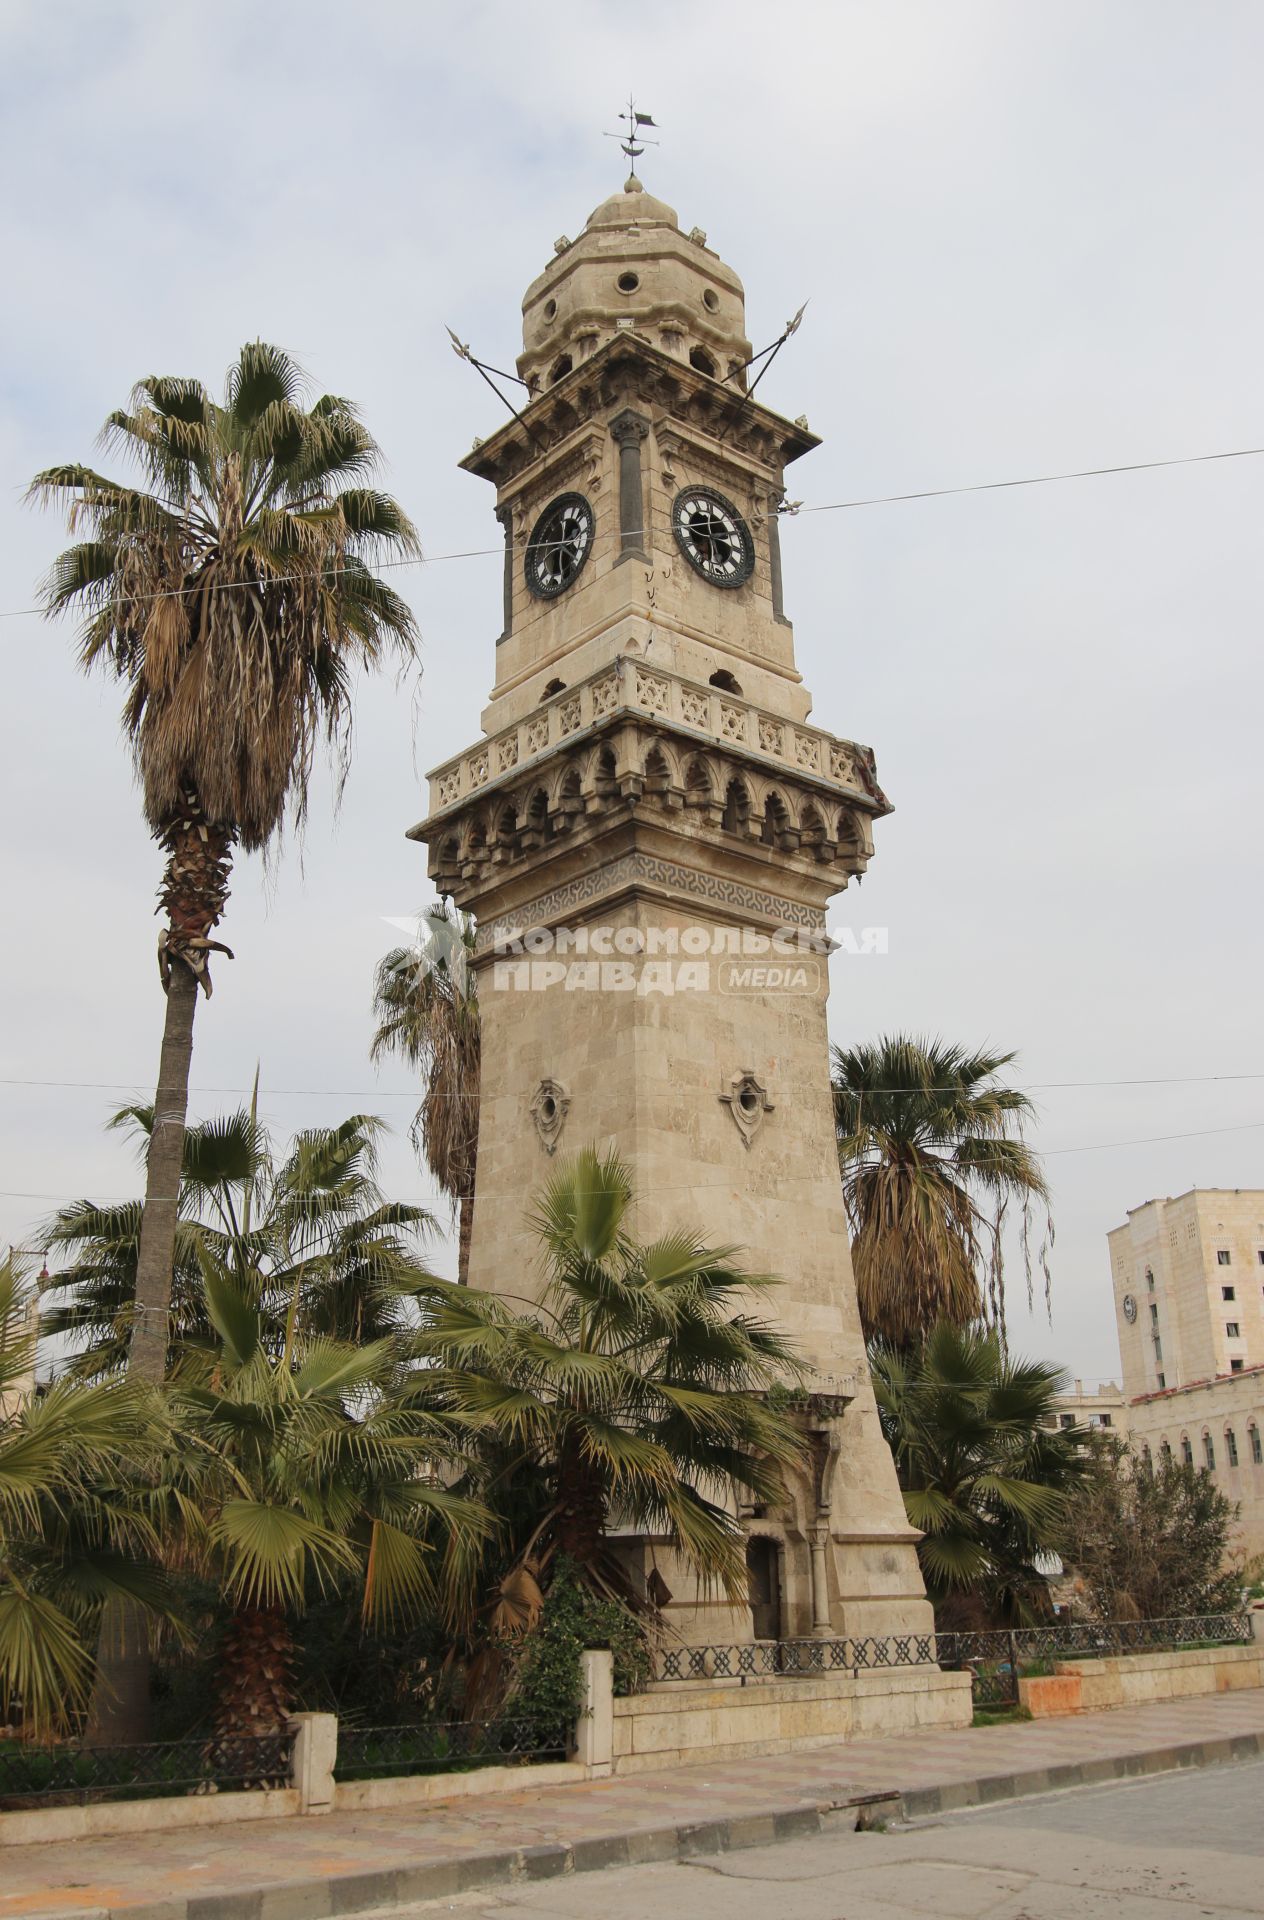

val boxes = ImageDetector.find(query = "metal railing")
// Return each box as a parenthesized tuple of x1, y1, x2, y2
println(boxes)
(652, 1633, 937, 1682)
(937, 1609, 1254, 1708)
(333, 1715, 571, 1781)
(0, 1729, 295, 1808)
(648, 1611, 1253, 1708)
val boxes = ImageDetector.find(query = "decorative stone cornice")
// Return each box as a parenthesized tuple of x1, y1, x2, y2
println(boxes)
(415, 656, 889, 824)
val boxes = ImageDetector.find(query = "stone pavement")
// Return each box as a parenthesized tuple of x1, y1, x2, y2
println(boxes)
(6, 1692, 1264, 1920)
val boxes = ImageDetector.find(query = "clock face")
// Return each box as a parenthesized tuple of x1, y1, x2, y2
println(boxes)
(671, 488, 755, 588)
(1122, 1293, 1137, 1323)
(525, 492, 594, 599)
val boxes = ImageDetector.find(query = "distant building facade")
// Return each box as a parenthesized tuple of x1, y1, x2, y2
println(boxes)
(1108, 1189, 1264, 1562)
(1040, 1379, 1128, 1436)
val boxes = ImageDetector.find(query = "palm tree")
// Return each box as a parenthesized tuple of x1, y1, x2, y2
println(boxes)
(871, 1321, 1086, 1623)
(42, 1106, 441, 1378)
(165, 1253, 487, 1740)
(28, 345, 420, 1386)
(372, 905, 481, 1284)
(0, 1256, 169, 1735)
(832, 1035, 1052, 1347)
(413, 1147, 807, 1623)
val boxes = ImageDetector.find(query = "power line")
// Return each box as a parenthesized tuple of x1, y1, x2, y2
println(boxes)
(3, 1070, 1264, 1097)
(790, 445, 1264, 516)
(2, 1114, 1262, 1205)
(1, 442, 1260, 627)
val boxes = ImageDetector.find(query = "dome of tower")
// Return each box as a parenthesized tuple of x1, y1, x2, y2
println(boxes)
(517, 177, 752, 393)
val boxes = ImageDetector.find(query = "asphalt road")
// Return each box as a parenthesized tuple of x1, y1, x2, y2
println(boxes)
(432, 1757, 1264, 1919)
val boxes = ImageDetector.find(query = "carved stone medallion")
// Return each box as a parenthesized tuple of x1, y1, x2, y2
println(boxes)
(719, 1068, 774, 1148)
(530, 1078, 571, 1155)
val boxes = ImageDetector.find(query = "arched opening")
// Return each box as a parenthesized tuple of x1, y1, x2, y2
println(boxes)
(1180, 1434, 1193, 1466)
(521, 788, 551, 849)
(494, 805, 519, 859)
(721, 778, 751, 835)
(684, 757, 711, 809)
(745, 1536, 781, 1642)
(593, 746, 617, 801)
(1250, 1424, 1263, 1466)
(643, 746, 671, 798)
(709, 668, 742, 695)
(800, 803, 826, 851)
(555, 766, 584, 830)
(542, 678, 566, 699)
(549, 353, 573, 386)
(689, 345, 717, 377)
(761, 791, 790, 848)
(1226, 1428, 1240, 1468)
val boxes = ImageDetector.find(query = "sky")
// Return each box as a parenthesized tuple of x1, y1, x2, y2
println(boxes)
(1, 0, 1262, 1390)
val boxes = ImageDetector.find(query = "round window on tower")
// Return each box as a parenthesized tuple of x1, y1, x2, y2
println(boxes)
(543, 298, 557, 322)
(616, 271, 640, 294)
(702, 287, 720, 312)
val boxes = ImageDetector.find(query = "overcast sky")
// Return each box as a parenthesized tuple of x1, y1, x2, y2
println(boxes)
(2, 0, 1262, 1389)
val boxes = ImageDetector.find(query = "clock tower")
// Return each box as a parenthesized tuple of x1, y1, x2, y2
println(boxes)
(411, 174, 931, 1640)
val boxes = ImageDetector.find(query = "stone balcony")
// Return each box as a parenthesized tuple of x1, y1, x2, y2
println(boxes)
(424, 656, 889, 821)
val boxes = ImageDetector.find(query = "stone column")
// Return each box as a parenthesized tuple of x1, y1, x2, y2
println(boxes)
(574, 1648, 614, 1776)
(809, 1528, 832, 1637)
(610, 409, 650, 564)
(287, 1711, 337, 1815)
(496, 504, 514, 640)
(767, 490, 789, 623)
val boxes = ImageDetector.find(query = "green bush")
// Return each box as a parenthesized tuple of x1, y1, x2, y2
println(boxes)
(510, 1558, 650, 1729)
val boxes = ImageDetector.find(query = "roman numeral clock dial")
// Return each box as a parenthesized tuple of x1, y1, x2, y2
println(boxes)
(671, 487, 755, 588)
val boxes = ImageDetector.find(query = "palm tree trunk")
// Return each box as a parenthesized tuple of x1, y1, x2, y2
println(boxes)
(555, 1433, 606, 1569)
(457, 1184, 474, 1286)
(90, 801, 231, 1744)
(128, 959, 199, 1381)
(214, 1605, 294, 1741)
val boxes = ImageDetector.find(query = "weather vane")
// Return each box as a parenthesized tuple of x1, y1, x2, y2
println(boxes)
(603, 96, 659, 176)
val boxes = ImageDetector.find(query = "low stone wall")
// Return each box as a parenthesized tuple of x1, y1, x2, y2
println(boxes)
(611, 1666, 972, 1774)
(1018, 1643, 1264, 1717)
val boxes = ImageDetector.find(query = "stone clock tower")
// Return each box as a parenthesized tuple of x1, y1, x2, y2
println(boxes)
(411, 175, 931, 1640)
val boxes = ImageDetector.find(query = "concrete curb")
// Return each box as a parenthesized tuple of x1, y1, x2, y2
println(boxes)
(16, 1731, 1264, 1920)
(896, 1727, 1264, 1819)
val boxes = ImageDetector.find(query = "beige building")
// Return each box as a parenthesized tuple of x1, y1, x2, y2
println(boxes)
(410, 171, 932, 1645)
(1108, 1189, 1264, 1562)
(1041, 1379, 1128, 1436)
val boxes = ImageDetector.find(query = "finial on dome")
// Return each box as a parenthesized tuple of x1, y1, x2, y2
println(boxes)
(624, 174, 643, 194)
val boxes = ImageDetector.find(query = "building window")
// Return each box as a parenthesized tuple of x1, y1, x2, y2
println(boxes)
(1181, 1435, 1193, 1465)
(1226, 1323, 1241, 1338)
(1203, 1433, 1216, 1470)
(1257, 1250, 1264, 1265)
(1217, 1250, 1232, 1266)
(1227, 1430, 1240, 1467)
(1058, 1413, 1076, 1430)
(1145, 1266, 1155, 1291)
(1187, 1221, 1197, 1241)
(1150, 1302, 1159, 1325)
(1251, 1427, 1262, 1466)
(1160, 1439, 1172, 1462)
(1231, 1359, 1244, 1373)
(1152, 1336, 1163, 1364)
(1141, 1443, 1152, 1467)
(1099, 1413, 1112, 1427)
(1157, 1372, 1166, 1388)
(1222, 1286, 1236, 1301)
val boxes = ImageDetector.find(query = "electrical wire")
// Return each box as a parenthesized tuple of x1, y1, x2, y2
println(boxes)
(3, 1114, 1263, 1204)
(1, 1070, 1263, 1097)
(0, 443, 1260, 626)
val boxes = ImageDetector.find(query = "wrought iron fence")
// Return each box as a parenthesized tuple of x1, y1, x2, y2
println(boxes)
(937, 1609, 1252, 1709)
(0, 1730, 295, 1809)
(649, 1611, 1253, 1710)
(333, 1715, 571, 1781)
(652, 1633, 937, 1682)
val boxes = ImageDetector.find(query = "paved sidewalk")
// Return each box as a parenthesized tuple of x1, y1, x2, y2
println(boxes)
(6, 1693, 1264, 1920)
